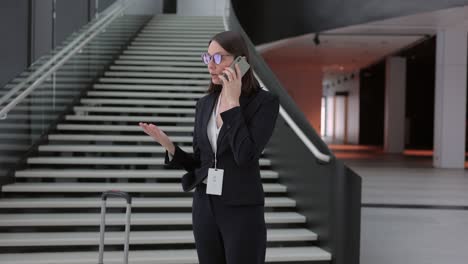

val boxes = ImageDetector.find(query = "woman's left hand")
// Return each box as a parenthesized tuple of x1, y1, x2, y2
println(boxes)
(219, 64, 241, 108)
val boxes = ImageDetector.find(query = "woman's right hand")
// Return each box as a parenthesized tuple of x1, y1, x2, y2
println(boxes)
(139, 122, 175, 155)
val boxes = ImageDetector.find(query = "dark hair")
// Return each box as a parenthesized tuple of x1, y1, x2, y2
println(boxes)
(206, 31, 260, 97)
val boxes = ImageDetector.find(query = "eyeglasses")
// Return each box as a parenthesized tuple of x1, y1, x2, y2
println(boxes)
(201, 52, 232, 65)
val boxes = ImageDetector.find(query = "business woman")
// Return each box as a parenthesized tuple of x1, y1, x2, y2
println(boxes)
(139, 31, 280, 264)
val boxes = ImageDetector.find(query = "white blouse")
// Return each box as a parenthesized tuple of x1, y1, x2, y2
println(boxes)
(207, 94, 223, 155)
(204, 94, 223, 183)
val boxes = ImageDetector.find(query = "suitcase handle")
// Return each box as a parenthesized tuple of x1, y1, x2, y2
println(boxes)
(101, 190, 132, 204)
(98, 190, 132, 264)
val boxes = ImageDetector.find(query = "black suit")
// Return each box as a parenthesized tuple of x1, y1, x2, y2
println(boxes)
(165, 87, 280, 264)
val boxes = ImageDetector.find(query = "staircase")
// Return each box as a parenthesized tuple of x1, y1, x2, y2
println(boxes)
(0, 15, 332, 263)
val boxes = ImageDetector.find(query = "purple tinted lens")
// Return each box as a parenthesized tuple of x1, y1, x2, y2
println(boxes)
(213, 54, 222, 64)
(202, 53, 211, 64)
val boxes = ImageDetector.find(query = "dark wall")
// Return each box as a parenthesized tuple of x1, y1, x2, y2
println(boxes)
(359, 62, 385, 146)
(88, 0, 117, 19)
(358, 37, 437, 149)
(55, 0, 90, 46)
(163, 0, 177, 13)
(232, 1, 307, 45)
(399, 37, 436, 150)
(31, 0, 53, 60)
(0, 0, 117, 89)
(232, 0, 468, 45)
(98, 0, 117, 12)
(0, 0, 29, 88)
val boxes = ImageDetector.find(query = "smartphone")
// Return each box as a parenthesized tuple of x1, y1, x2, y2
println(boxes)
(222, 56, 250, 79)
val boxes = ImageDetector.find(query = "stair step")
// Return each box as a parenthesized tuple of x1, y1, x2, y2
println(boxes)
(131, 41, 208, 47)
(150, 17, 222, 21)
(0, 134, 32, 140)
(140, 30, 218, 36)
(0, 228, 314, 247)
(130, 42, 207, 48)
(80, 98, 196, 106)
(0, 115, 57, 122)
(122, 50, 203, 56)
(137, 33, 214, 38)
(0, 144, 29, 151)
(27, 157, 272, 166)
(134, 37, 210, 42)
(143, 26, 224, 31)
(93, 83, 204, 91)
(138, 30, 216, 35)
(0, 123, 40, 130)
(151, 19, 222, 23)
(87, 91, 205, 98)
(6, 105, 66, 112)
(118, 55, 202, 61)
(73, 106, 196, 114)
(14, 169, 278, 179)
(38, 145, 193, 153)
(56, 124, 194, 132)
(114, 60, 205, 67)
(8, 98, 70, 104)
(99, 77, 209, 85)
(149, 19, 222, 23)
(107, 66, 207, 74)
(0, 246, 331, 263)
(144, 24, 223, 28)
(0, 196, 291, 209)
(104, 71, 208, 79)
(2, 182, 284, 193)
(147, 18, 221, 22)
(0, 212, 303, 226)
(0, 156, 20, 163)
(127, 46, 206, 51)
(64, 115, 195, 122)
(151, 16, 222, 20)
(47, 134, 192, 142)
(4, 83, 86, 89)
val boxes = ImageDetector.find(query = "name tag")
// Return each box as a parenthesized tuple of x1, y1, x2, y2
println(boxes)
(206, 168, 224, 195)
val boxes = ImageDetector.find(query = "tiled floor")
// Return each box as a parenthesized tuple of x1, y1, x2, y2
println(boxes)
(330, 144, 468, 264)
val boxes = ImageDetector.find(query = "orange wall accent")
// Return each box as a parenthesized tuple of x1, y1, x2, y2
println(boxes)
(262, 55, 323, 134)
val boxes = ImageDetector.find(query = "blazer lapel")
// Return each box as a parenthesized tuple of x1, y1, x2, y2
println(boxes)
(216, 91, 260, 156)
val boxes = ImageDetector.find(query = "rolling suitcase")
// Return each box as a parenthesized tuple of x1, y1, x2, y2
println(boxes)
(98, 190, 132, 264)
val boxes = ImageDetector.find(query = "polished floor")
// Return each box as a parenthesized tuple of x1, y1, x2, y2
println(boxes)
(330, 144, 468, 264)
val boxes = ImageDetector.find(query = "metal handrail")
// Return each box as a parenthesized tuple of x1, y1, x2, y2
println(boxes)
(223, 2, 331, 163)
(0, 0, 128, 120)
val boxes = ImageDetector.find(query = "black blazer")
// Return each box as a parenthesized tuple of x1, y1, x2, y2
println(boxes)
(164, 88, 280, 206)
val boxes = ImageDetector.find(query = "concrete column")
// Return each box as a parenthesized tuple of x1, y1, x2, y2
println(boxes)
(347, 74, 360, 144)
(384, 57, 407, 153)
(433, 29, 467, 168)
(325, 96, 334, 138)
(335, 94, 347, 143)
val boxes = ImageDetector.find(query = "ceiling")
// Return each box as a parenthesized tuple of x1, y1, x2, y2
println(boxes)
(258, 5, 468, 81)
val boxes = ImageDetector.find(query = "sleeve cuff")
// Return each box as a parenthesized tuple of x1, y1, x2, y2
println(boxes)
(164, 144, 178, 166)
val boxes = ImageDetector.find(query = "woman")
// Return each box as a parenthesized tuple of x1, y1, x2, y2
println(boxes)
(139, 31, 279, 264)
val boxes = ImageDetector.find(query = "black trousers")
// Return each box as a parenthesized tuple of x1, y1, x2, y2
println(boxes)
(192, 183, 267, 264)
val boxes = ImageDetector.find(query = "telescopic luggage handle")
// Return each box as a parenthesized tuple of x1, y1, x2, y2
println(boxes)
(102, 190, 132, 204)
(98, 190, 132, 264)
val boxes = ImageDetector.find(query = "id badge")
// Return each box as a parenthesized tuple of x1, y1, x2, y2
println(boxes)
(206, 168, 224, 195)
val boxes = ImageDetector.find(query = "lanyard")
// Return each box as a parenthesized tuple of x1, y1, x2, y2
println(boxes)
(213, 93, 222, 169)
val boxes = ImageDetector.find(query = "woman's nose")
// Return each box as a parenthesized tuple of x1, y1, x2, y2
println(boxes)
(207, 60, 216, 71)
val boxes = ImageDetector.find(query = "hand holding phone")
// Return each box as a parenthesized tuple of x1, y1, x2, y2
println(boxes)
(222, 56, 250, 80)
